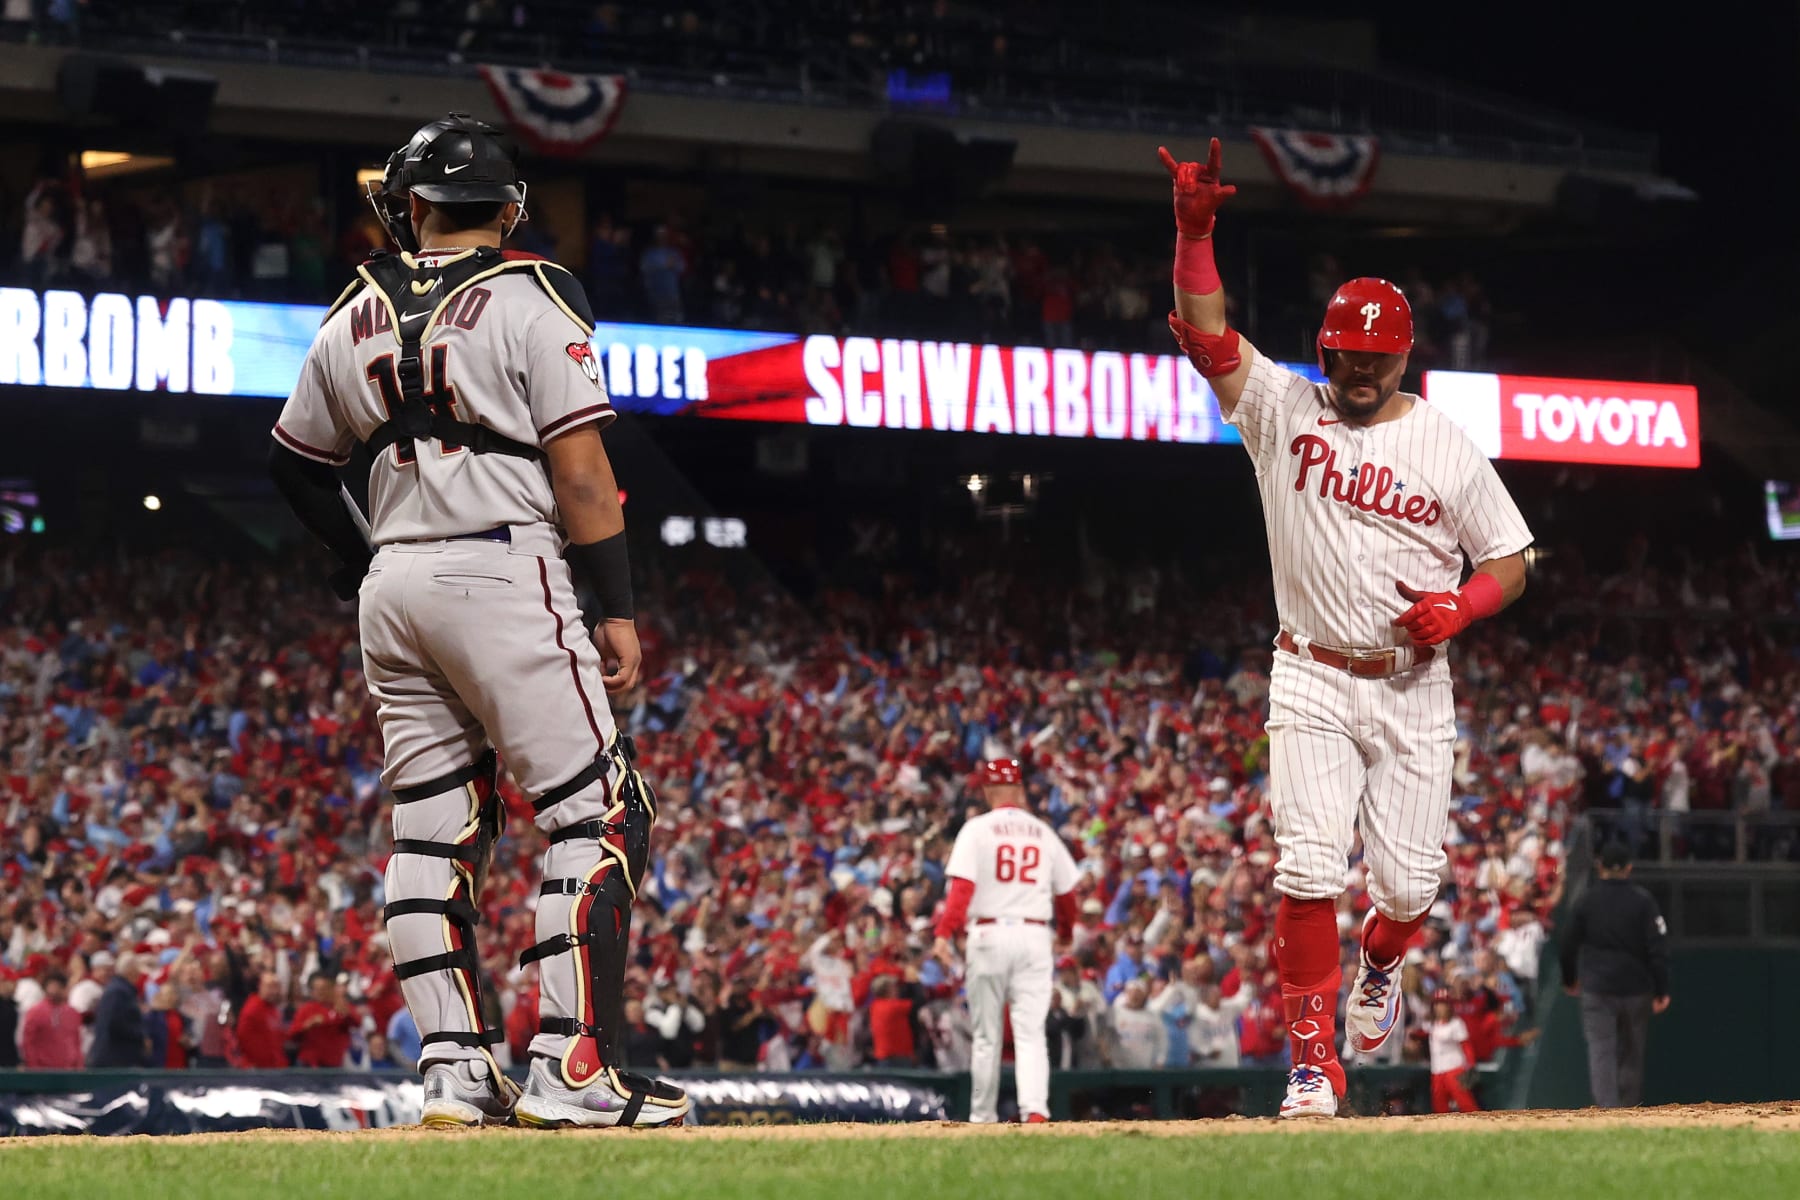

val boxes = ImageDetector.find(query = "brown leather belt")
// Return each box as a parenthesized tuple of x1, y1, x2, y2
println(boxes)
(1276, 629, 1434, 679)
(974, 917, 1047, 927)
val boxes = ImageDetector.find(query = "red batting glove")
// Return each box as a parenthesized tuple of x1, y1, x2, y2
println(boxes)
(1157, 139, 1237, 238)
(1394, 580, 1474, 646)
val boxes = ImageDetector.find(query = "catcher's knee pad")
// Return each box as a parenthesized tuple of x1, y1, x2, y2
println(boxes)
(521, 735, 658, 1088)
(383, 750, 508, 1071)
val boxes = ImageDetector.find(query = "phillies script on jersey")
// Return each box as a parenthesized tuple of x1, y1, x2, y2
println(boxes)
(1288, 433, 1443, 526)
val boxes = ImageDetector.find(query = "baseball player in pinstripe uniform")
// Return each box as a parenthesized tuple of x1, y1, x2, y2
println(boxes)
(1157, 141, 1533, 1117)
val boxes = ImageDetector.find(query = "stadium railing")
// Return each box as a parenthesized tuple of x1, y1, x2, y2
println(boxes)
(1581, 807, 1800, 867)
(20, 5, 1658, 171)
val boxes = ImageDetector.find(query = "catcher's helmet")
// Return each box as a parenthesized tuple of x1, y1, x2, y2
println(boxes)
(1315, 277, 1413, 373)
(368, 112, 525, 252)
(977, 758, 1024, 787)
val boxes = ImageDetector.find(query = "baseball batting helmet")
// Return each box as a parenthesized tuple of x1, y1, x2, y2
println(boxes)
(977, 758, 1024, 787)
(368, 112, 526, 252)
(1315, 277, 1413, 373)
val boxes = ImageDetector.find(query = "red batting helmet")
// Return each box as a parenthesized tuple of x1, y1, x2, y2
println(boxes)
(978, 758, 1023, 787)
(1316, 277, 1413, 373)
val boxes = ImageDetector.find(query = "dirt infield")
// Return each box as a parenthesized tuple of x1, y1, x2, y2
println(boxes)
(7, 1101, 1796, 1147)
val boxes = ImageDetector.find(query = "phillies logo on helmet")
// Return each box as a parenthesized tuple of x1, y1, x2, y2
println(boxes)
(1316, 277, 1413, 372)
(566, 341, 602, 388)
(978, 758, 1023, 787)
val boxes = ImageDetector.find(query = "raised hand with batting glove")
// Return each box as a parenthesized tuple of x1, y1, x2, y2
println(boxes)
(1159, 138, 1248, 390)
(1157, 138, 1237, 239)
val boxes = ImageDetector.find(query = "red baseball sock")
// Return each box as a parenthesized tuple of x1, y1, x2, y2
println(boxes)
(1363, 910, 1428, 968)
(1275, 896, 1346, 1094)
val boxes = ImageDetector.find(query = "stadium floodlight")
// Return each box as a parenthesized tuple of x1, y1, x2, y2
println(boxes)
(704, 518, 748, 549)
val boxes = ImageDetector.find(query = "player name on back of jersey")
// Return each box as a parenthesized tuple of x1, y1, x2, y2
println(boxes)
(987, 819, 1047, 840)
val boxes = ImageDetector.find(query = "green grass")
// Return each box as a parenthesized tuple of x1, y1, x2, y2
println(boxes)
(6, 1126, 1800, 1200)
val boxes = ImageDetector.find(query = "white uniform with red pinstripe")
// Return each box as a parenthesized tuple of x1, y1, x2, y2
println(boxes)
(273, 250, 623, 1074)
(1227, 347, 1532, 921)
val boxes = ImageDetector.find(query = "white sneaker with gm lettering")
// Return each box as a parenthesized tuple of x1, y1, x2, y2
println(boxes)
(514, 1057, 691, 1128)
(420, 1059, 521, 1127)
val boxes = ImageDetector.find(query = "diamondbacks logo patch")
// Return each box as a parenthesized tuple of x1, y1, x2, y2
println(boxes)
(567, 341, 602, 388)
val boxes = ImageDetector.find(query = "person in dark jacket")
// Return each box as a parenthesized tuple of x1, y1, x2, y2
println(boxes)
(87, 952, 150, 1068)
(0, 968, 20, 1068)
(1559, 841, 1670, 1107)
(623, 998, 666, 1071)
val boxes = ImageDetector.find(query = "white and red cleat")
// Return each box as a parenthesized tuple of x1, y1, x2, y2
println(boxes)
(1345, 910, 1404, 1054)
(1277, 1066, 1340, 1118)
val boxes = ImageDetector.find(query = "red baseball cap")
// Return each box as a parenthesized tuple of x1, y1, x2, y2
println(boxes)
(977, 758, 1023, 787)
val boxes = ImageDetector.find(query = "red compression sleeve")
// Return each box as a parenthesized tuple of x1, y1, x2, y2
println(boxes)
(1462, 571, 1504, 620)
(935, 877, 975, 939)
(1052, 891, 1078, 942)
(1173, 234, 1221, 295)
(1364, 910, 1428, 967)
(1274, 896, 1339, 990)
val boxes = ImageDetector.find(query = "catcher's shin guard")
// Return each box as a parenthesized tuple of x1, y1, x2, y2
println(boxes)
(384, 749, 511, 1077)
(520, 734, 658, 1086)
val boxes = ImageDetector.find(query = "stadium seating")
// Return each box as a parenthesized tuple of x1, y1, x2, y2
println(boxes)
(4, 536, 1794, 1073)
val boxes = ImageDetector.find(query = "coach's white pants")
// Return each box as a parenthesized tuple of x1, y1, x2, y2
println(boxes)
(965, 921, 1053, 1122)
(1267, 650, 1454, 922)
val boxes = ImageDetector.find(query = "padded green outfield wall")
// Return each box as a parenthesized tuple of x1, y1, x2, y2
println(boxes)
(1523, 948, 1800, 1108)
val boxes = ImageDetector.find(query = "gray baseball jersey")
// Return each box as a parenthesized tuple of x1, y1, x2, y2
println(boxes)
(272, 247, 636, 1084)
(273, 249, 615, 543)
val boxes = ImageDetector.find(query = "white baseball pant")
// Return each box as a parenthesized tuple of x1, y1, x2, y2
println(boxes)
(965, 921, 1054, 1122)
(1266, 651, 1455, 922)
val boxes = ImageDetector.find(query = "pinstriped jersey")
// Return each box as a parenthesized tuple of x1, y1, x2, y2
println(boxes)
(273, 249, 614, 545)
(1227, 348, 1532, 650)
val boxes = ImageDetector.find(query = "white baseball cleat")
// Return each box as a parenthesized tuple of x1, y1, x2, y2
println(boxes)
(420, 1059, 521, 1127)
(1345, 910, 1404, 1054)
(1277, 1066, 1340, 1118)
(514, 1057, 691, 1129)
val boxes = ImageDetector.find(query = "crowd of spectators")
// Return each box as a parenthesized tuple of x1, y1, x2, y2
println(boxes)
(7, 169, 1500, 366)
(2, 529, 1796, 1080)
(12, 174, 371, 306)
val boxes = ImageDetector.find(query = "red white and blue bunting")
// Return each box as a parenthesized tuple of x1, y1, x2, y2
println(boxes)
(477, 65, 628, 157)
(1249, 127, 1381, 210)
